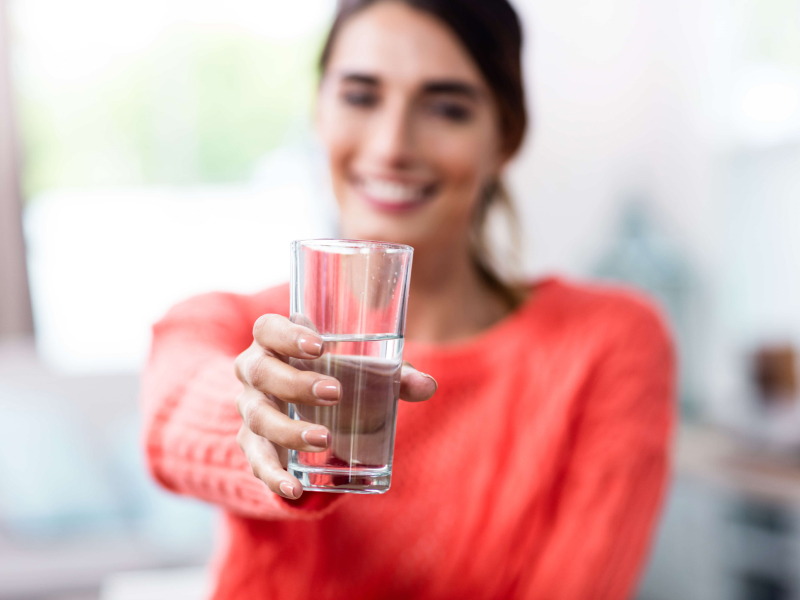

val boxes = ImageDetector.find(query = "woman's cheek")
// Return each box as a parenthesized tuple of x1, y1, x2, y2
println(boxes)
(425, 136, 487, 205)
(426, 122, 491, 171)
(323, 117, 358, 160)
(321, 119, 359, 197)
(320, 99, 367, 152)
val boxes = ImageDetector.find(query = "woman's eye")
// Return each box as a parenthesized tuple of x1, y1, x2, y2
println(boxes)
(429, 101, 472, 123)
(342, 90, 378, 108)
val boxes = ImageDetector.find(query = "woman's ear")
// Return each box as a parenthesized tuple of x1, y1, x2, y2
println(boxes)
(494, 135, 517, 178)
(313, 74, 329, 135)
(494, 152, 512, 180)
(313, 94, 323, 135)
(314, 77, 335, 139)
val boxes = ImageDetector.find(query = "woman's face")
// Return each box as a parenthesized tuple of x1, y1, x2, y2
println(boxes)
(316, 1, 505, 251)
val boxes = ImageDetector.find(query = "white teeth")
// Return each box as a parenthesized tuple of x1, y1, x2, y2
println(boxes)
(361, 178, 425, 203)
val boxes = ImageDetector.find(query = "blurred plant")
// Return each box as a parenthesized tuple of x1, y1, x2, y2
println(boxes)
(12, 22, 323, 200)
(593, 199, 703, 418)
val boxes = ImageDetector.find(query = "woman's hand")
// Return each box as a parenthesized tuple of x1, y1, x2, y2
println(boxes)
(234, 314, 437, 500)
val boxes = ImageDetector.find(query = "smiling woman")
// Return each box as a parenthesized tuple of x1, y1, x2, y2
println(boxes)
(141, 1, 675, 598)
(317, 0, 527, 309)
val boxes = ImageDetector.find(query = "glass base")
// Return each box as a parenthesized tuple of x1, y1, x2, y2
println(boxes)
(289, 465, 391, 494)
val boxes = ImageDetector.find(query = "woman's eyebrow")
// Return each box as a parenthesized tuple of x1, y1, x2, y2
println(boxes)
(422, 80, 482, 100)
(340, 72, 379, 86)
(338, 73, 482, 99)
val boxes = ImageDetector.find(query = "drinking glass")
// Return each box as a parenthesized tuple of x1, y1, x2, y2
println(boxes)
(287, 239, 413, 494)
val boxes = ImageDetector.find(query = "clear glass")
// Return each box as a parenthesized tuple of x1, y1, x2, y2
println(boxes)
(287, 239, 413, 494)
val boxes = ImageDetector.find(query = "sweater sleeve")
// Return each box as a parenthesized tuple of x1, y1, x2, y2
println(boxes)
(521, 300, 676, 600)
(140, 290, 340, 520)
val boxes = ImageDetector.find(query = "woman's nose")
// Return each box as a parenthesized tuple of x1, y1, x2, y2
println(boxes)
(365, 99, 415, 169)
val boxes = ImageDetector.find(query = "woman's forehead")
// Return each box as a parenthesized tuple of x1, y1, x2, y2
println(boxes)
(326, 2, 485, 88)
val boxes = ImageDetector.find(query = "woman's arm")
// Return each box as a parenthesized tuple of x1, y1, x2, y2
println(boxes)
(140, 290, 339, 520)
(521, 300, 676, 600)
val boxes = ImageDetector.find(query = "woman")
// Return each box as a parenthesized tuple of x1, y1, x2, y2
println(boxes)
(141, 0, 675, 598)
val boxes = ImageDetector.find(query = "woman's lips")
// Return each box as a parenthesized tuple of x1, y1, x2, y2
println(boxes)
(354, 176, 437, 213)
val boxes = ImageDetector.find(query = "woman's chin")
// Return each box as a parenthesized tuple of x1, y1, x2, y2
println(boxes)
(340, 228, 424, 248)
(338, 210, 420, 245)
(341, 229, 414, 245)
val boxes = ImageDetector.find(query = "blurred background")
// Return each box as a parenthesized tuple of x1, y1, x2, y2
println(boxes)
(1, 0, 799, 598)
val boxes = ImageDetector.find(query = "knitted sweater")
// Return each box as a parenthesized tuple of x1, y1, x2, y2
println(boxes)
(141, 277, 675, 600)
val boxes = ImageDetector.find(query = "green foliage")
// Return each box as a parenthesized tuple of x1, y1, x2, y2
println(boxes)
(15, 24, 322, 200)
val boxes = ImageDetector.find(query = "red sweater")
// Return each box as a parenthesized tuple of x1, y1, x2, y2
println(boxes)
(141, 277, 674, 600)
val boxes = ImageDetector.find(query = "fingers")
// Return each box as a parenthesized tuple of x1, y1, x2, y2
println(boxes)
(252, 313, 324, 360)
(236, 349, 341, 406)
(236, 388, 331, 453)
(237, 425, 303, 500)
(399, 362, 437, 403)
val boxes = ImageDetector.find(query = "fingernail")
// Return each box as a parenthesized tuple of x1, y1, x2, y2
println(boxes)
(298, 335, 323, 357)
(313, 380, 341, 402)
(279, 481, 296, 499)
(422, 372, 438, 392)
(302, 427, 331, 449)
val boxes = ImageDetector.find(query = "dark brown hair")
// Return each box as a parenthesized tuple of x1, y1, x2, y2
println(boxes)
(320, 0, 528, 307)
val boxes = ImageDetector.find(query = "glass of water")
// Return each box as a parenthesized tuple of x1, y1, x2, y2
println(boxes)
(287, 239, 413, 494)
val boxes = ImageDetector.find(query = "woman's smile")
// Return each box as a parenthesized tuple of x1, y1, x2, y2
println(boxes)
(350, 173, 439, 213)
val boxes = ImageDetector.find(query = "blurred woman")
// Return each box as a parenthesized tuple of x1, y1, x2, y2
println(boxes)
(141, 1, 675, 598)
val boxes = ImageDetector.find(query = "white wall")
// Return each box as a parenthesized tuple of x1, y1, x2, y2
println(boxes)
(508, 0, 720, 277)
(507, 0, 800, 420)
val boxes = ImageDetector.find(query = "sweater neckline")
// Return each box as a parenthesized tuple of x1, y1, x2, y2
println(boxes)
(403, 276, 560, 363)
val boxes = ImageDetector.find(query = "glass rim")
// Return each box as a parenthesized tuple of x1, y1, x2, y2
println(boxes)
(293, 239, 413, 253)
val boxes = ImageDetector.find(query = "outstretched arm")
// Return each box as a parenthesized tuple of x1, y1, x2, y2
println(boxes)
(141, 288, 436, 519)
(140, 290, 338, 520)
